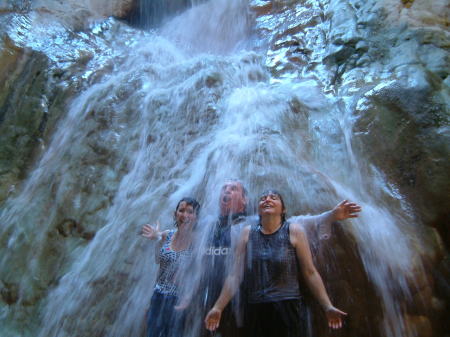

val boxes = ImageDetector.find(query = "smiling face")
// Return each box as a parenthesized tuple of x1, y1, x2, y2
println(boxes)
(174, 201, 197, 229)
(219, 181, 247, 216)
(258, 190, 286, 219)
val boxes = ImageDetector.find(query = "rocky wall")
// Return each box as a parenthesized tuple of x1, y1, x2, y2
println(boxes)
(250, 1, 449, 336)
(0, 0, 448, 336)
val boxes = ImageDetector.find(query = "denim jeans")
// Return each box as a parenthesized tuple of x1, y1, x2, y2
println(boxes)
(146, 290, 186, 337)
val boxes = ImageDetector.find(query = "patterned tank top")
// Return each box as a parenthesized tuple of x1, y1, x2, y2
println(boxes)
(245, 222, 301, 303)
(154, 230, 191, 296)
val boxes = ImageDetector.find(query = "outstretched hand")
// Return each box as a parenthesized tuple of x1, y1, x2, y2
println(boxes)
(332, 200, 361, 221)
(326, 306, 347, 329)
(141, 221, 162, 240)
(205, 307, 222, 331)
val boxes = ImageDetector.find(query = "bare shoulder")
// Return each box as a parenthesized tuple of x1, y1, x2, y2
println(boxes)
(241, 224, 251, 238)
(289, 222, 307, 245)
(161, 230, 170, 239)
(242, 224, 251, 233)
(289, 222, 305, 235)
(236, 224, 251, 246)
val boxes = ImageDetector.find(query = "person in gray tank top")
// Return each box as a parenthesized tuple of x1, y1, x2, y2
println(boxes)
(204, 189, 350, 337)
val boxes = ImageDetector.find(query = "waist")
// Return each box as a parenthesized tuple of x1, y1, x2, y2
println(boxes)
(154, 283, 179, 296)
(247, 282, 301, 303)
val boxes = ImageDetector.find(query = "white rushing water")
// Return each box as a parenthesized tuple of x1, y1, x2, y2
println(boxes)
(0, 0, 429, 336)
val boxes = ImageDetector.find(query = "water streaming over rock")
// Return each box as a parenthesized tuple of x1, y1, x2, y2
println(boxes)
(0, 0, 448, 336)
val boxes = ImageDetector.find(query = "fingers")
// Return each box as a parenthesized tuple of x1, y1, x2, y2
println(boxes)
(343, 202, 361, 210)
(205, 317, 219, 331)
(205, 311, 220, 331)
(339, 200, 362, 218)
(141, 223, 159, 239)
(348, 204, 362, 212)
(337, 309, 348, 316)
(328, 318, 343, 329)
(327, 307, 347, 329)
(337, 200, 347, 207)
(141, 225, 154, 235)
(156, 220, 160, 231)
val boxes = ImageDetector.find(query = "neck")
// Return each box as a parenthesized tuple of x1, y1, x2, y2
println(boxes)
(174, 224, 193, 241)
(260, 215, 283, 234)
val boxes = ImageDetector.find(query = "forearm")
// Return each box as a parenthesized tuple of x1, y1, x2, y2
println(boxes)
(304, 270, 333, 310)
(213, 275, 240, 311)
(305, 210, 335, 226)
(297, 210, 335, 239)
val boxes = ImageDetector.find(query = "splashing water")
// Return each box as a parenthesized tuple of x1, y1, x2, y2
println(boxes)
(0, 0, 433, 337)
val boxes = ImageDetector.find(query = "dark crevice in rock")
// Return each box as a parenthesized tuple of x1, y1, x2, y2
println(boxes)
(56, 218, 96, 241)
(120, 0, 193, 29)
(0, 281, 19, 305)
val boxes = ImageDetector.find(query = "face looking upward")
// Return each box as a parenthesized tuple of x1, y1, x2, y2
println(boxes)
(219, 181, 247, 216)
(174, 201, 197, 228)
(258, 192, 285, 218)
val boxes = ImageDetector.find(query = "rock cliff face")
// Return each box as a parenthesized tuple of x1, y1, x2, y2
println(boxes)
(0, 0, 448, 337)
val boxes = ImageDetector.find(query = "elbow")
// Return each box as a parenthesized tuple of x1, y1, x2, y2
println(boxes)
(303, 267, 318, 281)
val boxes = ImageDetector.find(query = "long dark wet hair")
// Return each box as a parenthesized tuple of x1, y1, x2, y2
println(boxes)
(174, 197, 201, 227)
(258, 189, 287, 224)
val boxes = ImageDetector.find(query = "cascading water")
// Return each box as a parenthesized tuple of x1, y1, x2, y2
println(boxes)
(0, 0, 447, 336)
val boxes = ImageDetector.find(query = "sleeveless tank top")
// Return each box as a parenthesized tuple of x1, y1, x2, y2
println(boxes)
(154, 230, 191, 296)
(246, 222, 301, 303)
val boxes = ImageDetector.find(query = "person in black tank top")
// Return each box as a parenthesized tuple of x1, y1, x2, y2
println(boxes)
(204, 189, 349, 337)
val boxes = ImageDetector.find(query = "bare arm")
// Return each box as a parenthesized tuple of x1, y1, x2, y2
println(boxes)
(204, 225, 250, 331)
(290, 223, 347, 329)
(291, 200, 361, 239)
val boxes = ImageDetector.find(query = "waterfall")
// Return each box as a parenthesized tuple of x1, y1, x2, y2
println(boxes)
(0, 0, 446, 336)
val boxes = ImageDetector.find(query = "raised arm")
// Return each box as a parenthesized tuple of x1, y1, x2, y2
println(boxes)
(204, 225, 251, 331)
(290, 223, 347, 329)
(292, 200, 361, 239)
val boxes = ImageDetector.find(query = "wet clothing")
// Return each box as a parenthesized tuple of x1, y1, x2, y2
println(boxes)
(244, 300, 305, 337)
(147, 290, 186, 337)
(198, 213, 248, 337)
(244, 222, 304, 337)
(192, 211, 334, 337)
(246, 222, 300, 303)
(147, 230, 191, 337)
(154, 230, 191, 296)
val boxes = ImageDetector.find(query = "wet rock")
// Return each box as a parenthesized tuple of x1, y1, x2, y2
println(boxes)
(0, 281, 19, 305)
(0, 0, 31, 12)
(307, 223, 383, 337)
(123, 0, 192, 27)
(56, 218, 95, 240)
(352, 66, 450, 244)
(404, 315, 433, 337)
(0, 1, 448, 337)
(0, 43, 51, 203)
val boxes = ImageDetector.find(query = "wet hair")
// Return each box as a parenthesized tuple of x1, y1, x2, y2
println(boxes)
(174, 197, 201, 227)
(223, 178, 248, 198)
(258, 189, 287, 223)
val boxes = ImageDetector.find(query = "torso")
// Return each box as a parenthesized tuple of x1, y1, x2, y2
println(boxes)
(154, 230, 191, 296)
(245, 221, 301, 303)
(201, 214, 248, 305)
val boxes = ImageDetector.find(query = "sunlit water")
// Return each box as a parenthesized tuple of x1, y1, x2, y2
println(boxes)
(0, 0, 429, 336)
